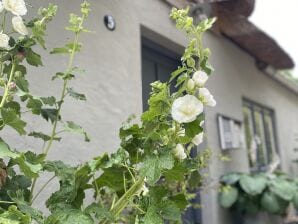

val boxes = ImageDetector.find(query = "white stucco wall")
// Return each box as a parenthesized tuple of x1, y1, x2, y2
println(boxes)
(1, 0, 298, 223)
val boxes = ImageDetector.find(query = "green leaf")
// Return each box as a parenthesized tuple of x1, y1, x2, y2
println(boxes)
(184, 118, 203, 139)
(159, 153, 174, 170)
(1, 108, 26, 135)
(170, 67, 187, 82)
(41, 108, 59, 123)
(140, 156, 162, 185)
(40, 96, 56, 106)
(14, 154, 42, 178)
(50, 47, 70, 54)
(239, 175, 266, 196)
(45, 208, 93, 224)
(144, 206, 163, 224)
(164, 163, 187, 181)
(26, 98, 42, 115)
(67, 88, 86, 101)
(293, 192, 298, 209)
(0, 140, 18, 159)
(0, 205, 31, 224)
(171, 193, 188, 211)
(64, 121, 90, 142)
(261, 191, 281, 214)
(220, 173, 241, 185)
(84, 203, 113, 222)
(28, 131, 61, 142)
(218, 186, 238, 208)
(160, 200, 181, 221)
(25, 49, 43, 67)
(269, 179, 296, 201)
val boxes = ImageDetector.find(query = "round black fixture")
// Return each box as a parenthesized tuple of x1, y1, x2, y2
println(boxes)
(104, 15, 116, 31)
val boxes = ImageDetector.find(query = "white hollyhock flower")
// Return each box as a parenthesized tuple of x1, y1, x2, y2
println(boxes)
(171, 94, 203, 123)
(173, 144, 187, 160)
(12, 16, 28, 35)
(3, 0, 27, 16)
(0, 32, 10, 49)
(192, 133, 204, 146)
(192, 71, 208, 87)
(0, 2, 4, 13)
(198, 88, 216, 107)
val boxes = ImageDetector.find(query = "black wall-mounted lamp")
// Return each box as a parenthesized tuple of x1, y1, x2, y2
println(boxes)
(104, 15, 116, 31)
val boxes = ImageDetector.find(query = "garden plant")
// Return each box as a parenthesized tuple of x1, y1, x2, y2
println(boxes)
(0, 0, 217, 223)
(219, 172, 298, 218)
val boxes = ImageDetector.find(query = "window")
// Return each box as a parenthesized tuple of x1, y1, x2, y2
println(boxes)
(141, 38, 180, 110)
(243, 99, 278, 171)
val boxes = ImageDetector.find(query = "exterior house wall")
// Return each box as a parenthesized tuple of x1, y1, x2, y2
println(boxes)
(2, 0, 298, 223)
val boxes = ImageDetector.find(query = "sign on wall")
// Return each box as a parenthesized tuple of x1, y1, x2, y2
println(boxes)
(217, 115, 243, 150)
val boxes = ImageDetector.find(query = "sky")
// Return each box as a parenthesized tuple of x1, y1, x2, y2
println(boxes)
(249, 0, 298, 77)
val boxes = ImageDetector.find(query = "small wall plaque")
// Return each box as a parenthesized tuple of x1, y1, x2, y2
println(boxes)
(218, 115, 243, 150)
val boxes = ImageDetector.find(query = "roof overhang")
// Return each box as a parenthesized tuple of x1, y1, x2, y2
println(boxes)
(165, 0, 295, 70)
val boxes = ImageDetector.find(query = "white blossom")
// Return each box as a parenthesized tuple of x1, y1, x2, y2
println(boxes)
(3, 0, 27, 16)
(172, 144, 187, 160)
(0, 2, 4, 13)
(198, 88, 216, 107)
(171, 94, 203, 123)
(12, 16, 28, 35)
(0, 32, 10, 49)
(192, 133, 204, 146)
(186, 79, 195, 91)
(192, 70, 208, 87)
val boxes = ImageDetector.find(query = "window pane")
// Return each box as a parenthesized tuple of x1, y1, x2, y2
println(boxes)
(264, 112, 277, 163)
(243, 106, 256, 168)
(253, 108, 268, 166)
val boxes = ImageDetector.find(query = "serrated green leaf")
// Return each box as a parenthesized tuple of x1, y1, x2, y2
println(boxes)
(28, 131, 61, 142)
(67, 88, 86, 101)
(140, 156, 161, 185)
(0, 140, 18, 159)
(144, 206, 163, 224)
(45, 208, 93, 224)
(25, 49, 42, 67)
(1, 108, 26, 135)
(64, 121, 90, 142)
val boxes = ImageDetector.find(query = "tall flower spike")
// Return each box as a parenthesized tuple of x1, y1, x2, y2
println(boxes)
(3, 0, 27, 16)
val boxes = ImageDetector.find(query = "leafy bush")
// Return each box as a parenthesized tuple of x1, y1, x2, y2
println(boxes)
(219, 172, 298, 216)
(0, 1, 216, 223)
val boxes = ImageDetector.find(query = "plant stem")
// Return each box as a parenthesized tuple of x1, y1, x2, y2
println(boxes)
(100, 178, 144, 224)
(0, 201, 15, 204)
(0, 61, 16, 109)
(30, 175, 55, 205)
(30, 14, 86, 201)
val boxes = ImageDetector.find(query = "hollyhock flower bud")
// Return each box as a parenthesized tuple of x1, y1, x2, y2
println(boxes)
(12, 16, 28, 35)
(0, 78, 6, 87)
(186, 79, 195, 91)
(198, 88, 216, 107)
(3, 0, 27, 16)
(0, 32, 10, 49)
(172, 144, 187, 160)
(8, 82, 16, 90)
(171, 94, 203, 123)
(192, 133, 204, 146)
(193, 70, 208, 87)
